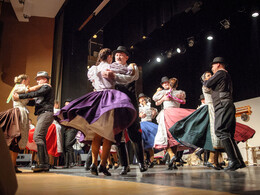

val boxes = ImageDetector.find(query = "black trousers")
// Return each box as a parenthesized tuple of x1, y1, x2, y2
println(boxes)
(61, 126, 77, 153)
(214, 100, 236, 140)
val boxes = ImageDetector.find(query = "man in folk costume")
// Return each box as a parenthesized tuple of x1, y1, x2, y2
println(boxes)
(102, 46, 147, 175)
(203, 57, 246, 171)
(13, 71, 54, 172)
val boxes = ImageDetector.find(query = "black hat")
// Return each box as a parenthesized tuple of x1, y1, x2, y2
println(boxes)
(138, 93, 146, 99)
(112, 46, 130, 56)
(210, 57, 227, 66)
(199, 94, 205, 100)
(160, 76, 169, 84)
(34, 71, 51, 80)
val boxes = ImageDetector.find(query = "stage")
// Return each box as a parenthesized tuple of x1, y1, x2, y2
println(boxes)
(16, 165, 260, 195)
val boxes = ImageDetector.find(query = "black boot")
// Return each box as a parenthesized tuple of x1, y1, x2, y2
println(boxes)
(63, 152, 69, 169)
(176, 151, 186, 167)
(203, 150, 210, 167)
(84, 147, 92, 171)
(117, 142, 130, 175)
(132, 141, 147, 172)
(222, 138, 243, 171)
(98, 164, 111, 176)
(195, 148, 204, 161)
(168, 156, 178, 170)
(32, 145, 49, 172)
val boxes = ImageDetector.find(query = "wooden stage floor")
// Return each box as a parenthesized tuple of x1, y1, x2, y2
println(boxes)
(16, 165, 260, 195)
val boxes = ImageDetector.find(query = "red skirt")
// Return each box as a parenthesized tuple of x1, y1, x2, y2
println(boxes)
(234, 122, 255, 142)
(26, 124, 60, 157)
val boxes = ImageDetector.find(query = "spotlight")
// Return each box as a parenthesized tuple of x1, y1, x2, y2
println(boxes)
(252, 12, 259, 17)
(130, 45, 134, 49)
(220, 19, 230, 29)
(207, 35, 213, 40)
(93, 34, 97, 38)
(156, 57, 161, 62)
(187, 37, 195, 47)
(142, 36, 147, 40)
(176, 46, 186, 54)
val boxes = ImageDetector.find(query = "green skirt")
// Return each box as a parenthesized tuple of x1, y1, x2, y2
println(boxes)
(169, 105, 214, 151)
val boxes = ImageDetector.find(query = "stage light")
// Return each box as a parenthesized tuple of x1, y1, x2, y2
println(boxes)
(176, 48, 181, 53)
(252, 12, 259, 17)
(187, 37, 195, 47)
(220, 19, 230, 29)
(207, 35, 213, 40)
(142, 36, 147, 40)
(130, 45, 134, 49)
(93, 34, 97, 38)
(156, 57, 161, 62)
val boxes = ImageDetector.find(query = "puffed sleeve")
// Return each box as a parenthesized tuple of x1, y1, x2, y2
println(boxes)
(13, 84, 29, 94)
(152, 90, 166, 102)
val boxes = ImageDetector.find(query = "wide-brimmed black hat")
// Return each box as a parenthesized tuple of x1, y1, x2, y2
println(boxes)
(138, 93, 146, 99)
(35, 71, 51, 80)
(160, 76, 169, 84)
(112, 46, 130, 56)
(210, 57, 227, 66)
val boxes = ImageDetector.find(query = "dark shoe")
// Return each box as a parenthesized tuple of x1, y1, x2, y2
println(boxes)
(120, 166, 130, 175)
(98, 165, 111, 176)
(32, 164, 49, 172)
(113, 163, 119, 170)
(138, 163, 148, 172)
(90, 163, 98, 176)
(219, 161, 226, 167)
(168, 156, 177, 169)
(132, 141, 147, 172)
(195, 148, 204, 161)
(207, 162, 221, 170)
(15, 166, 22, 173)
(148, 162, 155, 168)
(50, 165, 57, 169)
(239, 161, 246, 169)
(177, 159, 187, 167)
(222, 138, 243, 171)
(224, 159, 241, 171)
(167, 163, 178, 170)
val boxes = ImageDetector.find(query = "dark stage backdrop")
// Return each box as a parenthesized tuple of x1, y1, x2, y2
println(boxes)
(103, 0, 260, 108)
(53, 0, 260, 108)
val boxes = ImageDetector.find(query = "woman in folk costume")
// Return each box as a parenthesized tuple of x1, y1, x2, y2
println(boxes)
(54, 48, 136, 176)
(169, 71, 255, 170)
(153, 76, 195, 170)
(138, 93, 158, 168)
(0, 74, 45, 173)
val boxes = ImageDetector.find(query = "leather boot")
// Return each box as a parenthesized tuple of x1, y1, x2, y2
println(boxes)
(32, 145, 49, 172)
(222, 138, 242, 171)
(85, 147, 92, 171)
(117, 142, 130, 175)
(63, 152, 69, 169)
(203, 150, 211, 167)
(195, 148, 204, 161)
(132, 141, 147, 172)
(176, 151, 186, 167)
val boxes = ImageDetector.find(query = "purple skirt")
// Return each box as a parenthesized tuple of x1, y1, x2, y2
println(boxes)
(54, 89, 136, 135)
